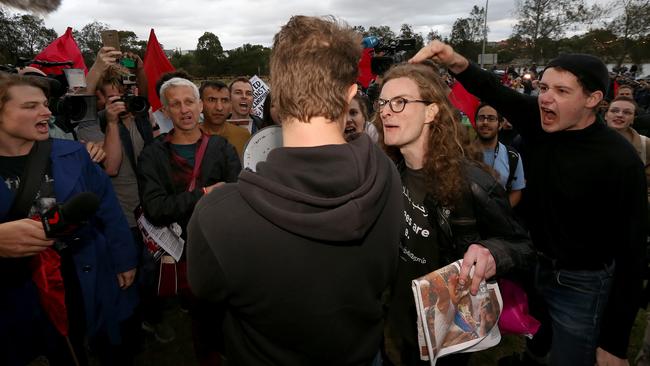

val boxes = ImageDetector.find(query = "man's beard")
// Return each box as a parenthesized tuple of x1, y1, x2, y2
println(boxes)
(477, 131, 498, 142)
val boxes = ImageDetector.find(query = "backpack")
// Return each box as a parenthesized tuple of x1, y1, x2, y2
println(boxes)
(504, 145, 520, 192)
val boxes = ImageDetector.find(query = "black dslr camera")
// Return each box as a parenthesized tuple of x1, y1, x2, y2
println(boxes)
(116, 59, 149, 115)
(119, 93, 149, 115)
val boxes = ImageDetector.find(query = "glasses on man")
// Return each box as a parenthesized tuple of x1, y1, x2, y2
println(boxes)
(374, 96, 432, 113)
(477, 115, 499, 122)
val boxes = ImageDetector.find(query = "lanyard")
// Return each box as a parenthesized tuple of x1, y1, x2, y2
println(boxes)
(491, 142, 500, 169)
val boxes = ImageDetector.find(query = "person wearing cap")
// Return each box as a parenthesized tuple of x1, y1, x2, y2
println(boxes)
(409, 42, 647, 366)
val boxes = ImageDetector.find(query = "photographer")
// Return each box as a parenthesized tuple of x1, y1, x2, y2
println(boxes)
(87, 47, 149, 108)
(95, 64, 165, 343)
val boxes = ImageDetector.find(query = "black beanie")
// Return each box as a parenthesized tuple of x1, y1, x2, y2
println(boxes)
(545, 53, 609, 94)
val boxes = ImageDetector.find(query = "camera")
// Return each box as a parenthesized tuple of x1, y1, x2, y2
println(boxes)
(51, 94, 98, 129)
(371, 38, 417, 76)
(118, 93, 149, 115)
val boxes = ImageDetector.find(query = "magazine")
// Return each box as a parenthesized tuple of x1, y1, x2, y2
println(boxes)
(412, 259, 503, 365)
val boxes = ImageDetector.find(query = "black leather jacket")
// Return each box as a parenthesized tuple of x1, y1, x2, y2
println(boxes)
(412, 161, 535, 276)
(136, 133, 241, 234)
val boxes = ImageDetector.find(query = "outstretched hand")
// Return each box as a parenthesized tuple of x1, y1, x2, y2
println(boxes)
(408, 40, 470, 75)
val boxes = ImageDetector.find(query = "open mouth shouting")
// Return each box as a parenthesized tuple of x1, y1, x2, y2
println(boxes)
(35, 119, 50, 134)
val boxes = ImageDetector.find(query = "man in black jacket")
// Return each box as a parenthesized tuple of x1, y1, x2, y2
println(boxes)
(411, 41, 647, 366)
(137, 77, 240, 233)
(187, 16, 403, 366)
(136, 77, 241, 363)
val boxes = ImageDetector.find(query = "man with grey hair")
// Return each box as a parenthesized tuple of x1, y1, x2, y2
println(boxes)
(136, 77, 241, 364)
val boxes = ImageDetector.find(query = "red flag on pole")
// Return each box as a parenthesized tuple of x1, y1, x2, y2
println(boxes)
(143, 29, 175, 112)
(448, 81, 480, 128)
(31, 27, 87, 75)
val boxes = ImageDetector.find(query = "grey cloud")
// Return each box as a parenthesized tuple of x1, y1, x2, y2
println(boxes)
(35, 0, 600, 51)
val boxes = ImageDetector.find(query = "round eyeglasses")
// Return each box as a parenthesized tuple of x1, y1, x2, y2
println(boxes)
(374, 96, 432, 113)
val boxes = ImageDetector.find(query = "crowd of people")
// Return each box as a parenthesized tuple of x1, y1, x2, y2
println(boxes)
(1, 14, 650, 366)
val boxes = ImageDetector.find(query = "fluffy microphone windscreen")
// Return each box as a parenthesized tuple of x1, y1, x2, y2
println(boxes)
(61, 192, 101, 224)
(0, 0, 61, 12)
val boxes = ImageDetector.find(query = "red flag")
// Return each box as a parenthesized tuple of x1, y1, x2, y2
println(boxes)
(448, 81, 480, 128)
(144, 29, 175, 112)
(31, 248, 68, 336)
(356, 48, 375, 89)
(31, 27, 87, 76)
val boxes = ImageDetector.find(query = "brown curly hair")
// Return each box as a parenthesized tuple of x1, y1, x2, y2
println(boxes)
(377, 63, 483, 208)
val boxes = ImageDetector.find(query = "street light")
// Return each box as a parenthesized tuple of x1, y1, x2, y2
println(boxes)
(481, 0, 489, 68)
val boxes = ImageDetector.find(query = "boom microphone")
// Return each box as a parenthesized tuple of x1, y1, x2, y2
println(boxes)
(0, 0, 61, 12)
(41, 192, 101, 238)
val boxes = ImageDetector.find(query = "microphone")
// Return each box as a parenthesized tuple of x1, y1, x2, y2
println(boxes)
(41, 192, 101, 238)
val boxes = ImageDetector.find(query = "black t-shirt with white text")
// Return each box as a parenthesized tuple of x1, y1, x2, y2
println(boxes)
(387, 168, 439, 351)
(0, 154, 56, 286)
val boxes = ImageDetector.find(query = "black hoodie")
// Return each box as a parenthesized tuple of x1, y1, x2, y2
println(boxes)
(187, 134, 403, 366)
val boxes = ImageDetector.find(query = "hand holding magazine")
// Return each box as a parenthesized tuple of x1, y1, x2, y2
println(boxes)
(412, 259, 503, 365)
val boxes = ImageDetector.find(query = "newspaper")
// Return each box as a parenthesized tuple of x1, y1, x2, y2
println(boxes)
(135, 207, 185, 262)
(412, 259, 503, 365)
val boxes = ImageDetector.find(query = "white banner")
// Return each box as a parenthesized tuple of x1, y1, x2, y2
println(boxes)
(250, 75, 270, 118)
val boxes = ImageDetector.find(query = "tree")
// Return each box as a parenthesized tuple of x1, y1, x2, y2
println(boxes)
(15, 14, 57, 58)
(605, 0, 650, 65)
(222, 43, 271, 76)
(398, 23, 425, 51)
(118, 30, 147, 57)
(352, 25, 367, 35)
(73, 21, 109, 66)
(558, 28, 620, 62)
(195, 32, 224, 76)
(0, 10, 57, 64)
(426, 29, 443, 42)
(512, 0, 600, 62)
(170, 49, 199, 75)
(450, 6, 487, 61)
(367, 25, 396, 46)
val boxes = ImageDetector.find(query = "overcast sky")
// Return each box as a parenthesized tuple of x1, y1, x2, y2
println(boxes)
(12, 0, 612, 51)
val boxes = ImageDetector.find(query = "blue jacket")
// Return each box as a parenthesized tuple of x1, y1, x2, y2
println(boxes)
(0, 139, 138, 343)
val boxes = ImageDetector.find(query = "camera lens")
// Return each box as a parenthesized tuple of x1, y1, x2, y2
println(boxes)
(126, 96, 149, 114)
(60, 96, 87, 120)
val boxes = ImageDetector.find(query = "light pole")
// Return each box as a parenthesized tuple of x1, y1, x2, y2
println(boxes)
(480, 0, 489, 68)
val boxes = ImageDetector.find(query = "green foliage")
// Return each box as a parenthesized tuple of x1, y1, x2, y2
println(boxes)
(195, 32, 224, 77)
(367, 25, 397, 45)
(605, 0, 650, 65)
(73, 21, 109, 66)
(426, 29, 443, 43)
(221, 43, 271, 76)
(512, 0, 601, 62)
(0, 9, 57, 64)
(119, 30, 147, 57)
(450, 6, 487, 62)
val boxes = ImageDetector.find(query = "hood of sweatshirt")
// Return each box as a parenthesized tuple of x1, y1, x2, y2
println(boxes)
(238, 133, 395, 243)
